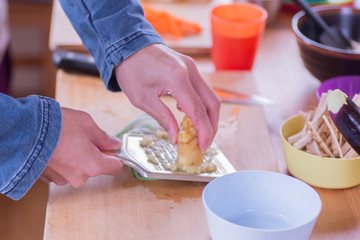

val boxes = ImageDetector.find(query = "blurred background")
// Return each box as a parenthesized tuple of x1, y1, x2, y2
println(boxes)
(1, 1, 53, 239)
(6, 0, 55, 99)
(0, 0, 358, 239)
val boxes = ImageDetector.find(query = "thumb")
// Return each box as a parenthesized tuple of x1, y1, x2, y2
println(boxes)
(87, 124, 122, 151)
(96, 133, 122, 151)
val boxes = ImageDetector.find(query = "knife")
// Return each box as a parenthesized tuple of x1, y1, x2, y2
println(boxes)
(52, 49, 100, 76)
(53, 50, 275, 106)
(213, 87, 275, 106)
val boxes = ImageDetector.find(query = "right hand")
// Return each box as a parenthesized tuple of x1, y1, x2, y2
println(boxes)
(39, 107, 124, 187)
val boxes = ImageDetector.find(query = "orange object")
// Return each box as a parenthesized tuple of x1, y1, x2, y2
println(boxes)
(142, 4, 202, 40)
(211, 3, 267, 70)
(231, 107, 241, 116)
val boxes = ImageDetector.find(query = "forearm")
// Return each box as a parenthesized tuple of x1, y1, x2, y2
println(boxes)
(0, 94, 62, 200)
(59, 0, 165, 91)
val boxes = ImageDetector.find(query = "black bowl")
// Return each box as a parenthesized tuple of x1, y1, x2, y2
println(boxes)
(292, 6, 360, 82)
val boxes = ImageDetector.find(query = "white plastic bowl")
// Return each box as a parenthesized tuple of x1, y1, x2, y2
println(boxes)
(202, 170, 322, 240)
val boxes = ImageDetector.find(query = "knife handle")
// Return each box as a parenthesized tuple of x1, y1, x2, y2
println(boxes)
(52, 50, 100, 76)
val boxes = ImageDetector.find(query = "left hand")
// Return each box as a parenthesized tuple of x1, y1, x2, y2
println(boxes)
(39, 107, 124, 187)
(114, 44, 221, 151)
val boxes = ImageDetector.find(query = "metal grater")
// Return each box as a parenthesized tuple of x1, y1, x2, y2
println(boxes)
(113, 133, 236, 182)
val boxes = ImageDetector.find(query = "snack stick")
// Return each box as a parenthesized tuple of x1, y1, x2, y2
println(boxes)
(306, 120, 335, 158)
(311, 94, 327, 124)
(322, 115, 343, 158)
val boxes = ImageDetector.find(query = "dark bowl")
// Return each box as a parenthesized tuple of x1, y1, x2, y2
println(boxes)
(292, 6, 360, 82)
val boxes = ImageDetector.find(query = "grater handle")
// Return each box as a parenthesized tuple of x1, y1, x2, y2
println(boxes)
(111, 148, 150, 178)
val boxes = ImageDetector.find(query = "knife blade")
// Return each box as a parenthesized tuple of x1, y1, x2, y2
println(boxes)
(213, 87, 275, 106)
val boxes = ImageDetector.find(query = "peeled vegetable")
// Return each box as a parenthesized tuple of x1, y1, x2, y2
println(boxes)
(327, 89, 360, 155)
(177, 115, 204, 169)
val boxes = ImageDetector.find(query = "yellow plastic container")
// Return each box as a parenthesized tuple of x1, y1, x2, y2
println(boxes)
(280, 115, 360, 189)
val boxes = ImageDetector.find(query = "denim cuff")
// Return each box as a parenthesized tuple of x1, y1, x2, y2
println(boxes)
(59, 0, 165, 92)
(3, 96, 62, 200)
(103, 31, 165, 92)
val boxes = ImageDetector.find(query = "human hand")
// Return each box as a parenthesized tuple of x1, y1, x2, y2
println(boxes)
(39, 108, 124, 187)
(114, 44, 221, 151)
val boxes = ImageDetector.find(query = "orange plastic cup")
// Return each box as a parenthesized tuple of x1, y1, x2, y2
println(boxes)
(211, 3, 267, 70)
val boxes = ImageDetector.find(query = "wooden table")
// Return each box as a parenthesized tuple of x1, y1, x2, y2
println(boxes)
(45, 1, 360, 239)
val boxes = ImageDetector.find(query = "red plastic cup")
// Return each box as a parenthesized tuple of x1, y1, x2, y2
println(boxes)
(211, 3, 268, 70)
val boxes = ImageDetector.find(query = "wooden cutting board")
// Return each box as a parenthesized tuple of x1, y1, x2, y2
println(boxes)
(45, 70, 278, 240)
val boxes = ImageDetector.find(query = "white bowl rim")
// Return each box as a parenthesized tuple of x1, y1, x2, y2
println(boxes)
(291, 5, 360, 55)
(202, 170, 322, 232)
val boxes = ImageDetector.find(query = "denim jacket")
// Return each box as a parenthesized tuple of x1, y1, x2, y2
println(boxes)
(59, 0, 165, 91)
(1, 0, 164, 200)
(0, 94, 61, 200)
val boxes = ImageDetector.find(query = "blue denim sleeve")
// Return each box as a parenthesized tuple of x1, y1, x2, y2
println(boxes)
(59, 0, 165, 91)
(0, 94, 62, 200)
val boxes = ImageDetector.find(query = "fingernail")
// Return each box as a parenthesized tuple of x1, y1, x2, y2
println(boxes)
(200, 144, 207, 153)
(110, 136, 122, 149)
(200, 139, 211, 153)
(169, 131, 177, 145)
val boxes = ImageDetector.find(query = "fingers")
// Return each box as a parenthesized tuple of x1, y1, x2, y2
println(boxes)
(62, 108, 122, 151)
(113, 44, 220, 151)
(47, 108, 124, 188)
(67, 152, 123, 187)
(91, 131, 122, 151)
(66, 153, 123, 187)
(81, 115, 123, 151)
(81, 119, 124, 176)
(135, 95, 179, 145)
(175, 92, 213, 151)
(186, 60, 221, 135)
(169, 61, 219, 151)
(99, 152, 124, 175)
(38, 175, 50, 184)
(42, 152, 124, 188)
(40, 168, 67, 186)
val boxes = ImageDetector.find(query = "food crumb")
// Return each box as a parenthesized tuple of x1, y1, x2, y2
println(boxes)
(140, 136, 155, 147)
(147, 155, 158, 165)
(155, 130, 169, 139)
(139, 132, 218, 174)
